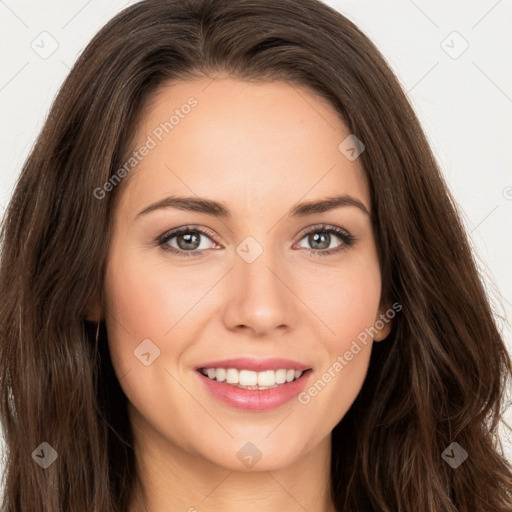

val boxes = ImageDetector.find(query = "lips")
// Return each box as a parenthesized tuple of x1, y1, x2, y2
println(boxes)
(194, 357, 313, 410)
(195, 357, 311, 372)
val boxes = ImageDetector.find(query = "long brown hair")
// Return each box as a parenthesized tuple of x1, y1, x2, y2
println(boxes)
(1, 0, 511, 510)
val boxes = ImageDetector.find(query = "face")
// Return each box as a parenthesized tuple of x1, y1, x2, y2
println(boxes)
(100, 77, 391, 472)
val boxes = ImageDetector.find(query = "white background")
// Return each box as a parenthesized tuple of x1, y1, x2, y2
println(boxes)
(1, 0, 511, 477)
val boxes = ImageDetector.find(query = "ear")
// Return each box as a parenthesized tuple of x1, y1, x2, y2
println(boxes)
(84, 292, 103, 322)
(372, 302, 394, 342)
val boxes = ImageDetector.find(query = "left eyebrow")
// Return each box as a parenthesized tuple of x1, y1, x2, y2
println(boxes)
(287, 194, 370, 217)
(134, 193, 370, 221)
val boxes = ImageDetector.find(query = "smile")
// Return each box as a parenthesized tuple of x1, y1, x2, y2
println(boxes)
(196, 367, 313, 410)
(199, 367, 304, 390)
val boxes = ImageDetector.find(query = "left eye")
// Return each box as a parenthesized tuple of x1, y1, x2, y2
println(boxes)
(296, 230, 342, 251)
(294, 224, 356, 257)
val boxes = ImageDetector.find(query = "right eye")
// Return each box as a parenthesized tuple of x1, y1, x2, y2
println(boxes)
(157, 225, 221, 257)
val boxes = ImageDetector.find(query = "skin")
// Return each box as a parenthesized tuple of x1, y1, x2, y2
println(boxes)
(87, 76, 392, 512)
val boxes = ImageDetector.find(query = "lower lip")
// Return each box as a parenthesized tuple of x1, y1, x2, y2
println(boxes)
(196, 369, 312, 411)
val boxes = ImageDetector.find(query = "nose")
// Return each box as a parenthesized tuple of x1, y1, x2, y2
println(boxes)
(221, 248, 298, 336)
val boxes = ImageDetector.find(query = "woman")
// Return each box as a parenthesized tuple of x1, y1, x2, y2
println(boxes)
(1, 0, 511, 510)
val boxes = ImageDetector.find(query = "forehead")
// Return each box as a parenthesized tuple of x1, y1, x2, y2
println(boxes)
(118, 77, 369, 219)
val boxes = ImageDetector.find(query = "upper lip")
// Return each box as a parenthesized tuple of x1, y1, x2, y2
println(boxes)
(196, 357, 311, 372)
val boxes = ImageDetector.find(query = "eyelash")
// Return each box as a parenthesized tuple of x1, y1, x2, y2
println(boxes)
(156, 223, 357, 259)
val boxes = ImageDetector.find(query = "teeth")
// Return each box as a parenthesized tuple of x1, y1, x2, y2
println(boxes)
(200, 367, 305, 389)
(257, 370, 274, 387)
(275, 369, 287, 384)
(226, 368, 238, 384)
(240, 370, 258, 386)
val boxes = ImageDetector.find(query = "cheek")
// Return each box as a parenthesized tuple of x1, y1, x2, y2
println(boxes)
(304, 255, 382, 348)
(298, 258, 381, 412)
(102, 245, 182, 387)
(104, 246, 205, 343)
(332, 280, 380, 346)
(102, 248, 203, 430)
